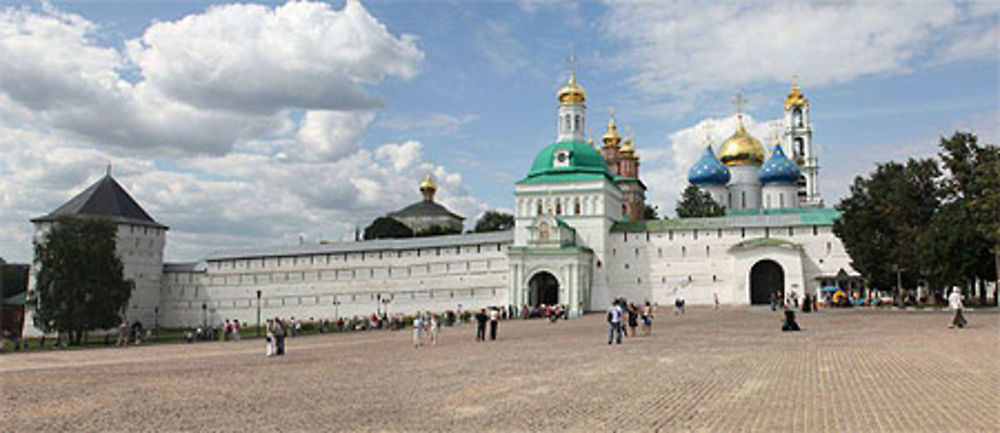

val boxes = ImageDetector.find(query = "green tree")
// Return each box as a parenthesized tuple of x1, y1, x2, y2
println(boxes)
(32, 216, 133, 345)
(363, 217, 413, 240)
(416, 224, 462, 237)
(474, 211, 514, 232)
(643, 203, 659, 220)
(833, 159, 941, 291)
(676, 185, 724, 218)
(936, 132, 999, 302)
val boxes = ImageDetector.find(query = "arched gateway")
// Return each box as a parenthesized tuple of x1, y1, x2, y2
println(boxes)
(528, 272, 559, 307)
(750, 260, 784, 305)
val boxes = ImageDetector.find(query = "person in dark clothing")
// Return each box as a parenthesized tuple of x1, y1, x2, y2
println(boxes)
(274, 317, 286, 355)
(802, 294, 812, 313)
(782, 302, 801, 331)
(475, 309, 488, 341)
(488, 308, 499, 340)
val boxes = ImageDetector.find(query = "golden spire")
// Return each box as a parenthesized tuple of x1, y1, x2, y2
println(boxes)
(419, 172, 437, 201)
(621, 125, 638, 159)
(587, 126, 595, 147)
(702, 121, 714, 147)
(601, 107, 621, 148)
(557, 46, 586, 104)
(784, 74, 809, 110)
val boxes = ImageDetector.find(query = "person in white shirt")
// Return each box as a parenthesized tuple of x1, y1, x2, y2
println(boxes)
(489, 308, 500, 340)
(413, 313, 425, 348)
(429, 314, 440, 346)
(948, 288, 967, 329)
(607, 301, 623, 345)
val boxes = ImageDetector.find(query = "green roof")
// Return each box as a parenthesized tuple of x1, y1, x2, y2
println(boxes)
(519, 141, 614, 184)
(611, 207, 841, 232)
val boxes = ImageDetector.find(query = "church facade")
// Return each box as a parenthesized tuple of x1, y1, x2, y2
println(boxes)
(23, 72, 858, 333)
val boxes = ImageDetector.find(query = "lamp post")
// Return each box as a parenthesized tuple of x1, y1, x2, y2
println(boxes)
(332, 299, 341, 319)
(376, 294, 382, 316)
(154, 307, 159, 339)
(201, 302, 207, 329)
(256, 290, 262, 338)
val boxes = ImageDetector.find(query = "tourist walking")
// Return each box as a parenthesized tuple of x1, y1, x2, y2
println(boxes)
(781, 301, 801, 332)
(713, 293, 719, 310)
(948, 288, 967, 329)
(265, 319, 275, 357)
(413, 313, 425, 348)
(642, 301, 653, 336)
(274, 317, 286, 356)
(627, 303, 639, 337)
(770, 292, 778, 311)
(116, 320, 128, 346)
(429, 314, 440, 345)
(674, 297, 685, 315)
(607, 301, 623, 345)
(475, 309, 488, 341)
(489, 308, 499, 340)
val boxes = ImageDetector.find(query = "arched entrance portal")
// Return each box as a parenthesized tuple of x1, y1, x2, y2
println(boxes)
(528, 272, 559, 307)
(750, 260, 784, 305)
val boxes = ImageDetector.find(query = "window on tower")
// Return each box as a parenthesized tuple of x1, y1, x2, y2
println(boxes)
(794, 109, 803, 127)
(795, 137, 805, 158)
(574, 198, 581, 215)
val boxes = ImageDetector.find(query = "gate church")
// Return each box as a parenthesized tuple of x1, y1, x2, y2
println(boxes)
(23, 71, 857, 333)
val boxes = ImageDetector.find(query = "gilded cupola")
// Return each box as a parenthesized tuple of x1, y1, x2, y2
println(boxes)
(419, 172, 437, 201)
(601, 109, 621, 148)
(784, 76, 809, 111)
(557, 71, 587, 104)
(718, 115, 765, 166)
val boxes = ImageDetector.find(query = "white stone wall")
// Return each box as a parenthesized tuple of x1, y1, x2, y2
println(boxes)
(161, 240, 511, 328)
(602, 222, 853, 309)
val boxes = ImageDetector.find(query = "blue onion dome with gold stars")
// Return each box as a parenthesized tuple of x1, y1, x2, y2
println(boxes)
(759, 144, 801, 184)
(688, 145, 731, 186)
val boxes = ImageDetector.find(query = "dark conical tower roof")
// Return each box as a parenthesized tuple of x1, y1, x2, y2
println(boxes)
(31, 173, 167, 229)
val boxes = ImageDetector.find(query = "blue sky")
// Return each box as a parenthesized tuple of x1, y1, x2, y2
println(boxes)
(0, 0, 997, 263)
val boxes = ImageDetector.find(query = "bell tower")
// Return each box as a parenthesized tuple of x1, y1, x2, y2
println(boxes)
(783, 75, 822, 207)
(556, 50, 586, 143)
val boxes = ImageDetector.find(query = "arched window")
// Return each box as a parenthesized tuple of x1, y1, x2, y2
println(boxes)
(741, 191, 746, 208)
(537, 201, 543, 216)
(794, 109, 803, 127)
(779, 194, 784, 208)
(766, 195, 771, 208)
(681, 246, 687, 258)
(795, 137, 805, 157)
(574, 197, 581, 215)
(622, 203, 628, 215)
(555, 199, 562, 215)
(574, 115, 581, 131)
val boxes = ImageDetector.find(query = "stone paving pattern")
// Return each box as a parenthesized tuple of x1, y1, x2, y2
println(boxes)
(2, 308, 997, 432)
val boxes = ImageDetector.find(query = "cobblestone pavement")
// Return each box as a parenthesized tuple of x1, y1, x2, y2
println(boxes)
(2, 308, 997, 432)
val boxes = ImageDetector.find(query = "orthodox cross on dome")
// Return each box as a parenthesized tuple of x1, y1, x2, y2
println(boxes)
(791, 73, 800, 88)
(768, 121, 782, 144)
(106, 162, 112, 177)
(567, 44, 576, 78)
(731, 91, 747, 117)
(702, 121, 714, 146)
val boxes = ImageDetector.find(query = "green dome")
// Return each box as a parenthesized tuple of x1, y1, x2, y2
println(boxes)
(523, 141, 609, 183)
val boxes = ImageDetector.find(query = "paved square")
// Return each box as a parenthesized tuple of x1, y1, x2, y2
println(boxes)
(2, 308, 997, 432)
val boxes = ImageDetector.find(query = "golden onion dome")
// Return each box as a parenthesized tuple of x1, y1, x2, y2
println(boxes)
(419, 172, 437, 192)
(601, 110, 621, 147)
(784, 82, 809, 111)
(557, 72, 587, 104)
(620, 136, 637, 159)
(718, 116, 765, 166)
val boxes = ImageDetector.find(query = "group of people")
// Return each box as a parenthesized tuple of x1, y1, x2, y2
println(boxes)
(411, 312, 441, 348)
(474, 308, 501, 342)
(265, 317, 288, 357)
(606, 299, 654, 345)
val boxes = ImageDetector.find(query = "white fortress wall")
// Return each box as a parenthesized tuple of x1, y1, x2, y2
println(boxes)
(160, 231, 513, 328)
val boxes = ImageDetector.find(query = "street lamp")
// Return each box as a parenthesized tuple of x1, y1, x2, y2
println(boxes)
(376, 294, 382, 315)
(256, 290, 262, 338)
(332, 299, 341, 319)
(201, 302, 207, 329)
(154, 306, 159, 339)
(381, 297, 391, 316)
